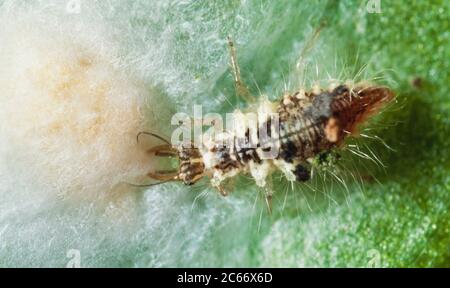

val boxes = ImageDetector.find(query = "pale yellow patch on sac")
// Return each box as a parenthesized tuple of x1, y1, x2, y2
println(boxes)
(0, 19, 162, 210)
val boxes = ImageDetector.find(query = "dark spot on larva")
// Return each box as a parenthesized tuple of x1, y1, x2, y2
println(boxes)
(318, 152, 328, 164)
(236, 147, 262, 164)
(252, 150, 262, 164)
(305, 91, 333, 120)
(218, 151, 230, 161)
(215, 156, 239, 172)
(332, 85, 348, 96)
(294, 164, 310, 182)
(279, 141, 297, 163)
(265, 118, 272, 138)
(262, 147, 272, 152)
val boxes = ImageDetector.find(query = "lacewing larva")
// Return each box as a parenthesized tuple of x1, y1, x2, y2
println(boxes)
(136, 36, 394, 210)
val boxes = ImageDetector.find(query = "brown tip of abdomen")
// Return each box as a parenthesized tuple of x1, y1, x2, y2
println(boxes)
(332, 85, 395, 136)
(355, 86, 395, 119)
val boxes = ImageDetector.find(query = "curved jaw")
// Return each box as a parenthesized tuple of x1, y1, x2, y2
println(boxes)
(147, 144, 181, 182)
(146, 144, 206, 185)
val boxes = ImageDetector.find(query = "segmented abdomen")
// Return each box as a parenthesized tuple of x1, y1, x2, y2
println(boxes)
(182, 84, 393, 187)
(275, 86, 346, 163)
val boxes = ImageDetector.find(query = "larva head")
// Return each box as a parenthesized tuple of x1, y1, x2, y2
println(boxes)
(146, 144, 205, 186)
(323, 85, 394, 144)
(177, 146, 206, 185)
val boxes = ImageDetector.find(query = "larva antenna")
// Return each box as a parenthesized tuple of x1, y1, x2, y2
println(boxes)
(136, 131, 171, 145)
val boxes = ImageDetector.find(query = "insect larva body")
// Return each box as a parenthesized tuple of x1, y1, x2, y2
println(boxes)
(140, 37, 394, 204)
(174, 83, 393, 192)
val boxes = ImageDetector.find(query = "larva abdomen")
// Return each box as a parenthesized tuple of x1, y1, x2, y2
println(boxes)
(172, 83, 394, 189)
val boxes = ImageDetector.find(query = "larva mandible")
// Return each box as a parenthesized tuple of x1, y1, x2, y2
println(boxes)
(138, 36, 394, 207)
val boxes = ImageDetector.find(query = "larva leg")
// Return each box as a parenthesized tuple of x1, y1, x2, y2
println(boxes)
(217, 184, 228, 197)
(294, 164, 311, 182)
(218, 177, 238, 197)
(227, 36, 255, 103)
